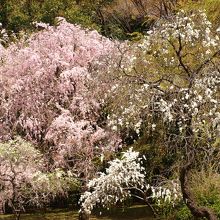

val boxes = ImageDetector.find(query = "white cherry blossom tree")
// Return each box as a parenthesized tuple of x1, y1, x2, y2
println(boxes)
(91, 10, 220, 220)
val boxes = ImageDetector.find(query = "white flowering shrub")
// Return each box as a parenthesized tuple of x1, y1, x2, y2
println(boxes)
(80, 148, 181, 215)
(79, 148, 145, 214)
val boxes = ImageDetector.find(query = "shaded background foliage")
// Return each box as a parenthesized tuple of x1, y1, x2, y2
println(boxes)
(0, 0, 220, 40)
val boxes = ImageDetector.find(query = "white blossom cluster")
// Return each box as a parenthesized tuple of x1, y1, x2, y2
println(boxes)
(79, 148, 181, 214)
(0, 23, 19, 46)
(79, 148, 145, 214)
(159, 11, 218, 45)
(33, 21, 50, 29)
(156, 69, 220, 135)
(101, 10, 220, 141)
(0, 23, 9, 45)
(107, 82, 156, 135)
(150, 180, 182, 206)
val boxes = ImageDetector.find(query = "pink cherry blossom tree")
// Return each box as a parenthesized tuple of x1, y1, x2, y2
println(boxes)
(0, 18, 121, 180)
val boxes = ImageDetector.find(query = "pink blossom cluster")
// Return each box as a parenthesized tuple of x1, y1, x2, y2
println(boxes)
(0, 18, 120, 177)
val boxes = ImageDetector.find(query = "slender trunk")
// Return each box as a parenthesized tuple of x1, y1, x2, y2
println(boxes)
(180, 163, 217, 220)
(15, 210, 21, 220)
(0, 200, 4, 214)
(145, 198, 158, 218)
(78, 210, 90, 220)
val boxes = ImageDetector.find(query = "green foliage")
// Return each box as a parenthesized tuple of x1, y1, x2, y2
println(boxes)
(0, 0, 162, 40)
(174, 198, 220, 220)
(179, 0, 220, 28)
(203, 0, 220, 28)
(169, 194, 220, 220)
(31, 169, 79, 196)
(175, 204, 192, 220)
(64, 4, 99, 30)
(192, 171, 220, 218)
(1, 0, 220, 40)
(0, 0, 30, 32)
(132, 122, 179, 182)
(0, 136, 42, 164)
(0, 0, 99, 34)
(172, 169, 220, 220)
(0, 137, 79, 210)
(97, 1, 156, 40)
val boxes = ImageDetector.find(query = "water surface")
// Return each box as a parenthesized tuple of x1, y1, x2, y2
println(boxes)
(0, 205, 155, 220)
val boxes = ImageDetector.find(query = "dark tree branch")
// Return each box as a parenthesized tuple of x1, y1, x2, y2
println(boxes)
(168, 38, 191, 77)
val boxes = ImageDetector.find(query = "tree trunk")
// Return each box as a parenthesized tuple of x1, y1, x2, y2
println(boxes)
(78, 210, 90, 220)
(180, 163, 217, 220)
(15, 211, 21, 220)
(0, 200, 4, 214)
